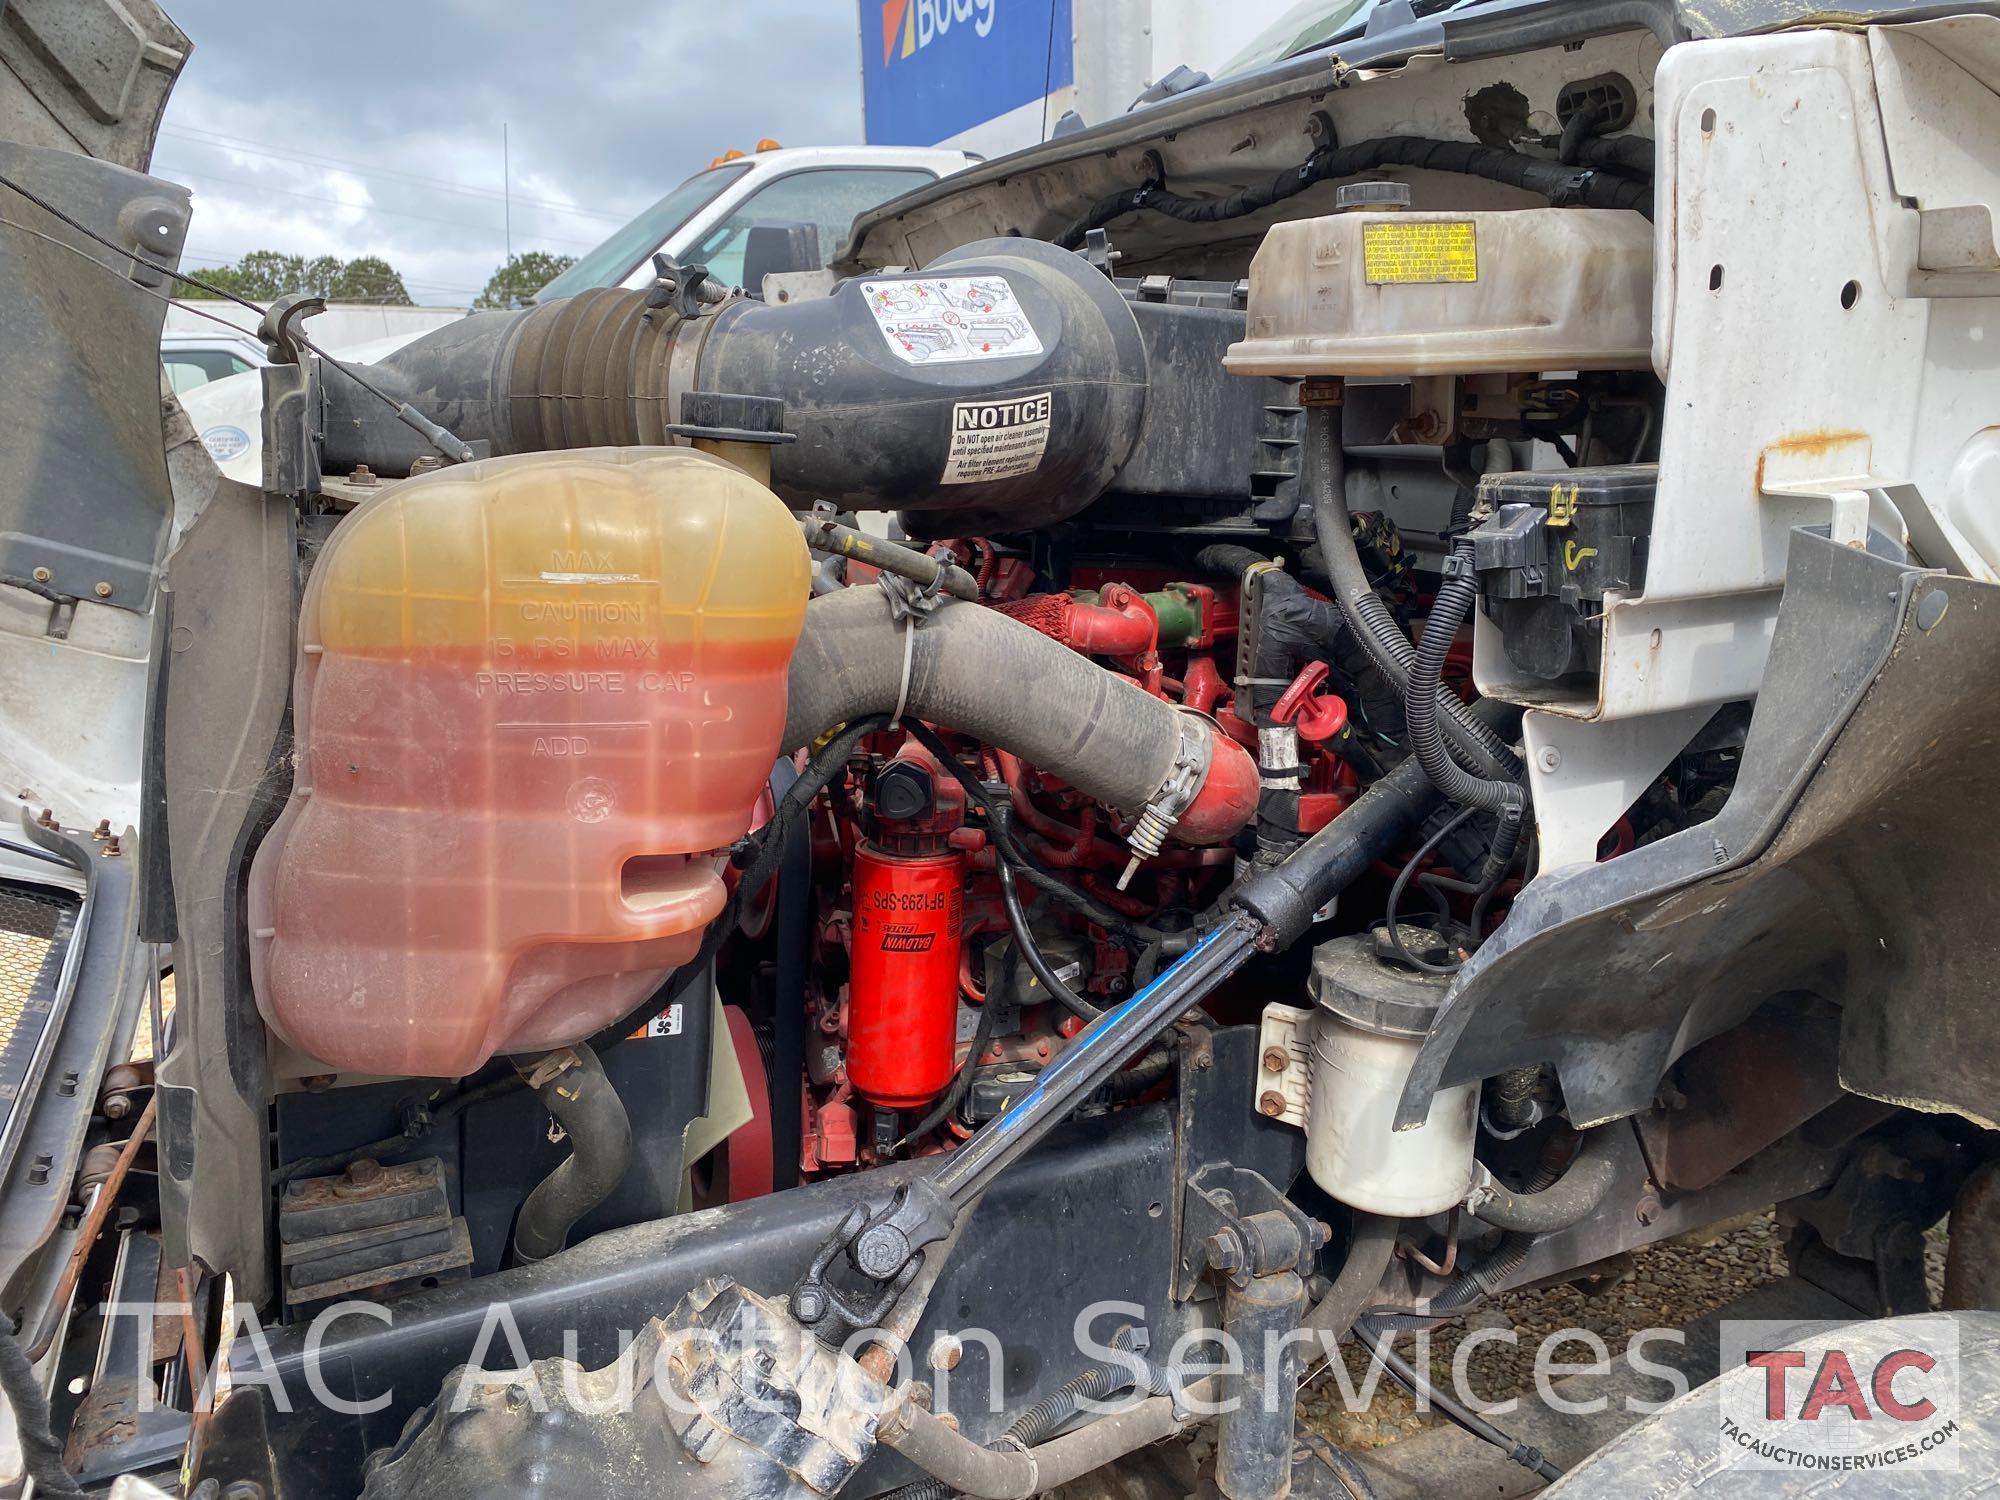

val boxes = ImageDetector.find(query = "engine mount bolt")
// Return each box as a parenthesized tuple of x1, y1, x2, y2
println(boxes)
(1262, 1047, 1288, 1074)
(1536, 746, 1562, 773)
(1258, 1090, 1287, 1118)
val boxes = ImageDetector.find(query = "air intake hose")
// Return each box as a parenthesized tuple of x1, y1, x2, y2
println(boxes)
(783, 585, 1257, 849)
(320, 238, 1151, 536)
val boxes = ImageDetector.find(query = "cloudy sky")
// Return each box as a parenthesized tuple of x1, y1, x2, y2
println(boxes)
(157, 2, 866, 304)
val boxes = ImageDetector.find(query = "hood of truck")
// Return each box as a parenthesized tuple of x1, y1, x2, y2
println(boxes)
(0, 0, 189, 1334)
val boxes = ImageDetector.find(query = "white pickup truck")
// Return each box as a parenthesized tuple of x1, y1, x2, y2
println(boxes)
(184, 142, 975, 476)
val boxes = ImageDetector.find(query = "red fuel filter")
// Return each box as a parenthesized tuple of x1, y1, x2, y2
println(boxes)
(848, 842, 965, 1109)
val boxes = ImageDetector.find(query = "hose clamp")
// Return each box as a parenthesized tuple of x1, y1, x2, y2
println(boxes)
(878, 572, 949, 731)
(1119, 713, 1213, 890)
(1462, 1161, 1499, 1214)
(518, 1048, 581, 1090)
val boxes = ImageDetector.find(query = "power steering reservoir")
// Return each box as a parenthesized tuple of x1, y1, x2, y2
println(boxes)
(1258, 930, 1479, 1217)
(248, 447, 809, 1078)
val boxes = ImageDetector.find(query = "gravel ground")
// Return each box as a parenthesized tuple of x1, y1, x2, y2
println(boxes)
(1297, 1212, 1793, 1452)
(1281, 1210, 1954, 1457)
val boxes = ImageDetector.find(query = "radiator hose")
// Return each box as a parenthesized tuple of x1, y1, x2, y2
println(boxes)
(1465, 1126, 1624, 1234)
(508, 1044, 633, 1264)
(783, 585, 1257, 850)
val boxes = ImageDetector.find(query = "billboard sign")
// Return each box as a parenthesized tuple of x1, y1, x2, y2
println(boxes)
(861, 0, 1074, 146)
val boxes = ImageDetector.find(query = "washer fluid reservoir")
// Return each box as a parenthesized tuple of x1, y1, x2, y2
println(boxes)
(249, 447, 809, 1078)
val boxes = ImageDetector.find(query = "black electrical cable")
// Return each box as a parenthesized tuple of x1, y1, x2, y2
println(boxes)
(1405, 541, 1526, 823)
(996, 829, 1103, 1023)
(1309, 409, 1523, 785)
(894, 949, 1008, 1154)
(274, 1071, 522, 1183)
(0, 167, 473, 463)
(588, 712, 895, 1053)
(1057, 132, 1652, 248)
(0, 1319, 85, 1498)
(1467, 822, 1530, 937)
(1383, 806, 1480, 974)
(1295, 1427, 1380, 1500)
(898, 720, 1166, 946)
(1354, 1321, 1563, 1484)
(1557, 113, 1655, 176)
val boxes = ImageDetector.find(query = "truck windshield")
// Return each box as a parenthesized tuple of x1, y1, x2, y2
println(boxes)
(1212, 0, 1379, 77)
(536, 162, 752, 302)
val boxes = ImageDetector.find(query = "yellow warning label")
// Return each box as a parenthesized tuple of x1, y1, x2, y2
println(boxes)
(1361, 221, 1479, 285)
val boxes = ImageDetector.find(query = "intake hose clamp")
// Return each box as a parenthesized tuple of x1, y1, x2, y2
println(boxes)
(1118, 712, 1215, 890)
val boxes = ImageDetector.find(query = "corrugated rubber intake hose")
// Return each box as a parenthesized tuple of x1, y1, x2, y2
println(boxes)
(782, 585, 1256, 844)
(1307, 407, 1523, 784)
(508, 1043, 633, 1264)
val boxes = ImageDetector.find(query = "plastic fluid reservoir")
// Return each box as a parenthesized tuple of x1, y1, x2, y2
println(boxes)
(248, 447, 809, 1078)
(1224, 206, 1653, 377)
(1302, 931, 1478, 1217)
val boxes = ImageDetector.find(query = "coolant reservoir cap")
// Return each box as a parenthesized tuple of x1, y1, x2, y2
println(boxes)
(1308, 930, 1452, 1038)
(1335, 180, 1413, 213)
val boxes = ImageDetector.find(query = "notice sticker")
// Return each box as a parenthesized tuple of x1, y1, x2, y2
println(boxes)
(942, 391, 1052, 485)
(1362, 220, 1479, 284)
(862, 276, 1045, 364)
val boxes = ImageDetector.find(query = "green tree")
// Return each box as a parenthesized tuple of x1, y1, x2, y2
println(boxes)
(476, 250, 577, 309)
(189, 250, 411, 304)
(327, 256, 412, 304)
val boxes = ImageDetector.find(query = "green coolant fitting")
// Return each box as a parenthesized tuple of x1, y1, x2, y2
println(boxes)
(1147, 585, 1205, 646)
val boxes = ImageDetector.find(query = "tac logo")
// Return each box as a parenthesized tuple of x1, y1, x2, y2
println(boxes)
(1718, 1318, 1962, 1473)
(881, 0, 996, 64)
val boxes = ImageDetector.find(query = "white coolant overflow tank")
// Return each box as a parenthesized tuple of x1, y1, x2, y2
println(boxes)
(1297, 930, 1478, 1217)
